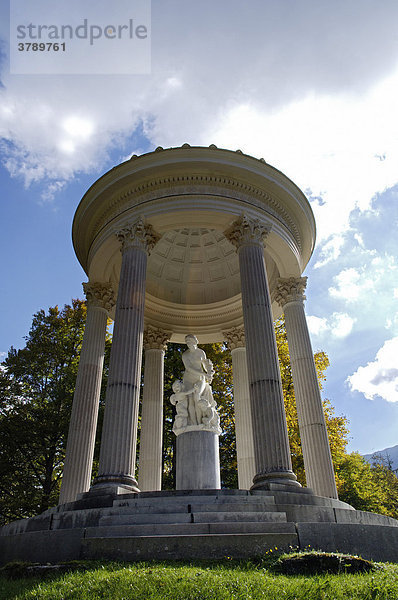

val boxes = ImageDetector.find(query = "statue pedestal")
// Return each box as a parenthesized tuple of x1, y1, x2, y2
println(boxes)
(176, 430, 221, 490)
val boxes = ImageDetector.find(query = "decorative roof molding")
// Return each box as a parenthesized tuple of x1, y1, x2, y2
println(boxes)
(87, 174, 301, 254)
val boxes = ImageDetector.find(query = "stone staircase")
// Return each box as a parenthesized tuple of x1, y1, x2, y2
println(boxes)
(87, 493, 288, 538)
(79, 490, 298, 560)
(2, 488, 398, 563)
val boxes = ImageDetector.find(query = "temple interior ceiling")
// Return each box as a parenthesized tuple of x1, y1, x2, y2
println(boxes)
(145, 227, 277, 306)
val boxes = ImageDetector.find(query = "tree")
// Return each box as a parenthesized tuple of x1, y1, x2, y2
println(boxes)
(369, 456, 398, 519)
(336, 452, 398, 518)
(0, 301, 110, 525)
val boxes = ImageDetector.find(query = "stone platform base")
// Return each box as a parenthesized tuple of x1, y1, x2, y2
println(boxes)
(176, 430, 221, 490)
(1, 487, 398, 564)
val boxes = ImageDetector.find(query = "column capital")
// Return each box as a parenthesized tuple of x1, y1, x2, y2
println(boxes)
(116, 217, 161, 255)
(223, 326, 246, 350)
(274, 277, 307, 308)
(83, 282, 115, 312)
(143, 325, 170, 351)
(224, 215, 270, 250)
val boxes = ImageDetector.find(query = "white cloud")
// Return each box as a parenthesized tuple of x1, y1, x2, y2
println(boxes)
(207, 74, 398, 243)
(329, 267, 368, 302)
(314, 234, 346, 269)
(307, 312, 355, 339)
(354, 233, 365, 247)
(0, 0, 398, 222)
(40, 181, 67, 203)
(62, 116, 94, 140)
(332, 313, 356, 338)
(165, 77, 182, 90)
(307, 316, 328, 336)
(58, 140, 76, 155)
(385, 313, 398, 332)
(347, 337, 398, 403)
(57, 116, 94, 156)
(329, 256, 398, 305)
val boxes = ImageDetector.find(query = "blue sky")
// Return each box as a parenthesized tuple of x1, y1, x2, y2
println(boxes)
(1, 0, 398, 455)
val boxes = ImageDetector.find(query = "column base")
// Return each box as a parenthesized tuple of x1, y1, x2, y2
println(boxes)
(251, 470, 301, 491)
(91, 474, 140, 494)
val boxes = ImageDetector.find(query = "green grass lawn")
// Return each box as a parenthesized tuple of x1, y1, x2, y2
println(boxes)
(1, 555, 398, 600)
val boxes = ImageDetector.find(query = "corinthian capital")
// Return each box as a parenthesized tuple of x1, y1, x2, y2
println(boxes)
(223, 326, 246, 350)
(143, 325, 170, 350)
(274, 277, 307, 308)
(224, 215, 270, 249)
(116, 217, 161, 255)
(83, 282, 115, 312)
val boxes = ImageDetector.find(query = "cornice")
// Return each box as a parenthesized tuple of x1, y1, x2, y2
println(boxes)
(72, 145, 316, 277)
(73, 177, 302, 273)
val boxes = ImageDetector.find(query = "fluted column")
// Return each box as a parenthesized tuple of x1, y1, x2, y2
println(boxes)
(93, 218, 160, 491)
(225, 215, 298, 489)
(224, 327, 255, 490)
(275, 277, 338, 498)
(138, 326, 170, 491)
(59, 282, 115, 504)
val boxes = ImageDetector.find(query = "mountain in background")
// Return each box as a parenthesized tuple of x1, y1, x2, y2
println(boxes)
(363, 444, 398, 471)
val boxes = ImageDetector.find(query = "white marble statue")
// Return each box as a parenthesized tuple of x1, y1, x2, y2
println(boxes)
(170, 334, 221, 436)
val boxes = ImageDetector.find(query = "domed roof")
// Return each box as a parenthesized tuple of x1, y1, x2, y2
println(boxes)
(72, 145, 315, 341)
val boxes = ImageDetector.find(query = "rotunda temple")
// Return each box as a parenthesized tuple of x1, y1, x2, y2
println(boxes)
(1, 145, 398, 564)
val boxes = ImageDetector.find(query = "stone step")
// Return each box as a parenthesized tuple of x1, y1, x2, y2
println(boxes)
(278, 504, 337, 523)
(112, 494, 276, 508)
(265, 492, 352, 509)
(49, 501, 355, 532)
(109, 503, 192, 515)
(81, 531, 299, 561)
(108, 501, 279, 516)
(190, 502, 279, 513)
(99, 510, 286, 527)
(193, 511, 286, 523)
(113, 489, 351, 511)
(99, 513, 192, 526)
(112, 490, 352, 510)
(121, 489, 254, 499)
(85, 521, 295, 538)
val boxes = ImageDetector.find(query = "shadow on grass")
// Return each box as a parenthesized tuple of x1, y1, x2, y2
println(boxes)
(266, 551, 377, 575)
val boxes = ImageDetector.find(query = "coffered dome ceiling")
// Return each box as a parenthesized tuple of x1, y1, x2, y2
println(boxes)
(147, 227, 278, 306)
